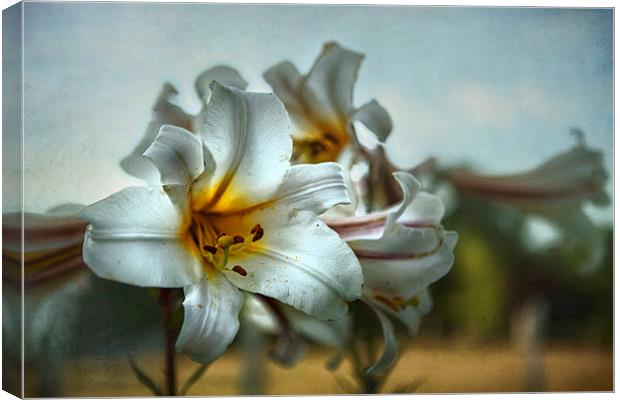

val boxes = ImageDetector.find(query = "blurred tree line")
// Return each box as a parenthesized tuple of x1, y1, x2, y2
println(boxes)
(420, 194, 612, 346)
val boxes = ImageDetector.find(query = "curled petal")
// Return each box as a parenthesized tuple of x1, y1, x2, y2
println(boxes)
(325, 172, 420, 242)
(283, 304, 350, 348)
(195, 65, 248, 102)
(144, 125, 205, 186)
(302, 42, 364, 125)
(399, 191, 446, 227)
(447, 141, 608, 206)
(373, 288, 433, 335)
(350, 100, 392, 143)
(364, 301, 398, 375)
(263, 61, 312, 131)
(328, 173, 457, 298)
(81, 186, 204, 287)
(244, 294, 350, 350)
(151, 83, 194, 130)
(191, 82, 292, 212)
(357, 229, 458, 299)
(176, 274, 244, 364)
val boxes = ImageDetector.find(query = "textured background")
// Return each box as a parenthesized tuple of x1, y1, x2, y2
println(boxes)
(8, 4, 613, 223)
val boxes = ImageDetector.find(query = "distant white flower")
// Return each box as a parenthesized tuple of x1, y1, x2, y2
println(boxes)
(326, 172, 458, 372)
(251, 173, 458, 373)
(264, 42, 392, 163)
(3, 210, 90, 395)
(81, 82, 363, 364)
(446, 131, 608, 272)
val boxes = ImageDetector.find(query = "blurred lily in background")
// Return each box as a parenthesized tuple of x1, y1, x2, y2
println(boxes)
(3, 210, 90, 396)
(120, 66, 248, 183)
(445, 130, 608, 272)
(264, 42, 392, 164)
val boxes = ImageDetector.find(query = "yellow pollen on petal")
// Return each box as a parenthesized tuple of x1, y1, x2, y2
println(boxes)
(373, 294, 420, 312)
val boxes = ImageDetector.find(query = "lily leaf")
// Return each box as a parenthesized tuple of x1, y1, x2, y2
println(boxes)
(180, 364, 209, 395)
(128, 355, 163, 396)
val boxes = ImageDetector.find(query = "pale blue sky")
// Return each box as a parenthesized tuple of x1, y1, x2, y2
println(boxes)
(7, 3, 613, 221)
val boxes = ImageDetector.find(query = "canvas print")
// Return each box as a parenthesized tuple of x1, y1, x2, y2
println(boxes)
(2, 2, 613, 397)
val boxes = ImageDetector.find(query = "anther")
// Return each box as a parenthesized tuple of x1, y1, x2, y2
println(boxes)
(233, 235, 245, 244)
(252, 227, 264, 242)
(203, 245, 217, 255)
(323, 132, 339, 145)
(309, 141, 325, 156)
(232, 265, 247, 276)
(250, 224, 261, 234)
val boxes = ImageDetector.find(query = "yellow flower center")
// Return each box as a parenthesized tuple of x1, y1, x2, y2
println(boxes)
(181, 210, 264, 277)
(293, 128, 349, 163)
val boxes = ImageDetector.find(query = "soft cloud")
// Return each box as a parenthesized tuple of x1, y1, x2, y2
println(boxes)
(450, 82, 513, 125)
(450, 81, 560, 126)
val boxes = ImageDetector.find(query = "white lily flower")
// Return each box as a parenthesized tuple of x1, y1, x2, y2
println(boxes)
(249, 173, 457, 374)
(323, 172, 457, 373)
(446, 132, 608, 272)
(3, 210, 90, 395)
(327, 172, 457, 332)
(81, 82, 363, 364)
(264, 42, 392, 164)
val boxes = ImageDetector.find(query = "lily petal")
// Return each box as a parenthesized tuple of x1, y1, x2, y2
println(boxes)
(282, 304, 350, 348)
(195, 65, 248, 102)
(447, 141, 608, 206)
(343, 173, 457, 298)
(191, 82, 292, 212)
(222, 210, 363, 321)
(264, 61, 321, 135)
(350, 100, 392, 143)
(264, 162, 351, 216)
(373, 288, 433, 335)
(176, 274, 244, 365)
(81, 186, 204, 287)
(357, 228, 458, 299)
(121, 84, 193, 182)
(365, 301, 398, 375)
(302, 42, 364, 125)
(144, 125, 205, 186)
(399, 191, 446, 227)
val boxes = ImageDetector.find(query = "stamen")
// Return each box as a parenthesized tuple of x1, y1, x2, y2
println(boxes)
(233, 235, 245, 244)
(250, 224, 261, 234)
(232, 265, 247, 276)
(252, 227, 264, 242)
(309, 141, 325, 156)
(323, 132, 339, 145)
(203, 245, 217, 255)
(374, 295, 405, 312)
